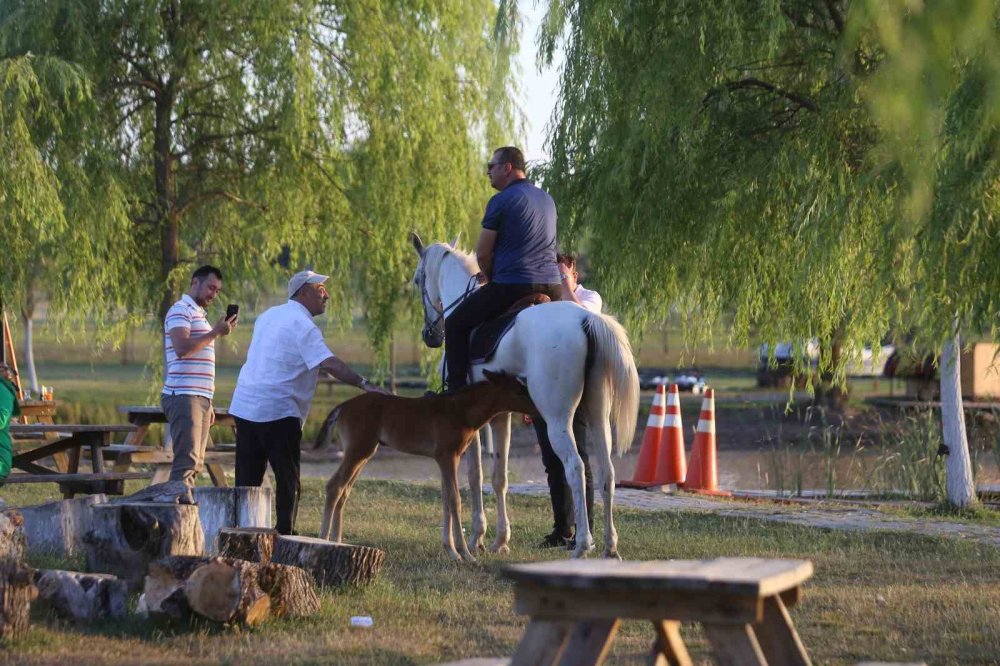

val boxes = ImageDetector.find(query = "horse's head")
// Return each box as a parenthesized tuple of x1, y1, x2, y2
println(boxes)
(483, 370, 538, 417)
(410, 232, 468, 349)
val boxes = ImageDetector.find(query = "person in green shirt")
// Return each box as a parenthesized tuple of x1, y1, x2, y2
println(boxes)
(0, 363, 19, 481)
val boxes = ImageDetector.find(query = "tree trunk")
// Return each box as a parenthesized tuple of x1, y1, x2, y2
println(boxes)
(940, 332, 976, 508)
(84, 502, 204, 590)
(154, 87, 179, 325)
(0, 511, 26, 562)
(271, 535, 385, 588)
(21, 300, 38, 396)
(17, 495, 106, 558)
(0, 557, 36, 644)
(34, 570, 128, 622)
(219, 527, 277, 563)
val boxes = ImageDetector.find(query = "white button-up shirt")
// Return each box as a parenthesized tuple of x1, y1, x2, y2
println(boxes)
(228, 300, 334, 425)
(574, 284, 603, 314)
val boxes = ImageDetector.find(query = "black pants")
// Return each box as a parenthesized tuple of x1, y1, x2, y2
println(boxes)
(234, 416, 301, 535)
(444, 281, 561, 390)
(534, 411, 594, 538)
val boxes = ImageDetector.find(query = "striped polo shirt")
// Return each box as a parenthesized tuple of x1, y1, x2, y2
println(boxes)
(162, 294, 215, 399)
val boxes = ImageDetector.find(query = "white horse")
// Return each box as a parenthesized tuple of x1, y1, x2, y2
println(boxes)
(410, 234, 639, 558)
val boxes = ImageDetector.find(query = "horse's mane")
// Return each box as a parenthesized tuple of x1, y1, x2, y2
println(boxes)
(430, 242, 479, 275)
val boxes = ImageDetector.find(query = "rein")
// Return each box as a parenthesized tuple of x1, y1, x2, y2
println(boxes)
(417, 250, 479, 347)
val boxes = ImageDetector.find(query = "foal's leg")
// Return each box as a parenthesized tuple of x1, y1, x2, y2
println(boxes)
(465, 427, 488, 552)
(583, 381, 619, 559)
(489, 412, 513, 554)
(436, 454, 466, 561)
(447, 452, 476, 562)
(320, 432, 377, 542)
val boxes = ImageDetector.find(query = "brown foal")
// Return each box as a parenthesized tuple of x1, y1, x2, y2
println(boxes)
(314, 371, 538, 561)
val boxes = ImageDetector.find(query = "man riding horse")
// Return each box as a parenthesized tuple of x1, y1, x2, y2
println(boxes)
(440, 146, 563, 394)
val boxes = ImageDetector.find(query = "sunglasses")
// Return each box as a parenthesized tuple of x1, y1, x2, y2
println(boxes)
(485, 160, 506, 174)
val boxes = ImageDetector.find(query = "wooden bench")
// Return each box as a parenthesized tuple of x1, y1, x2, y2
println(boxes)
(2, 472, 152, 495)
(503, 557, 814, 666)
(9, 424, 138, 498)
(117, 405, 236, 486)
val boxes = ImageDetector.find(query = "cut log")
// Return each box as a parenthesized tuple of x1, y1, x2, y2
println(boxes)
(84, 502, 204, 590)
(142, 556, 210, 620)
(143, 555, 318, 623)
(271, 535, 385, 588)
(112, 480, 194, 505)
(15, 495, 106, 558)
(0, 511, 26, 562)
(184, 559, 270, 626)
(0, 557, 36, 644)
(34, 570, 127, 622)
(219, 527, 277, 563)
(257, 562, 320, 618)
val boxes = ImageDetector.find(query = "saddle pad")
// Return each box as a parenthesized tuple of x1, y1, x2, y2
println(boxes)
(469, 312, 519, 365)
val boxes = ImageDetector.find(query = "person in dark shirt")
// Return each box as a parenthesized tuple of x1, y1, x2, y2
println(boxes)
(442, 146, 562, 392)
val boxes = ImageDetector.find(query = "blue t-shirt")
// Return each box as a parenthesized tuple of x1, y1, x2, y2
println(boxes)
(482, 179, 561, 284)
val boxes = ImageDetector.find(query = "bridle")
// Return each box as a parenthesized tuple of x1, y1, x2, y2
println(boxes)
(415, 250, 479, 348)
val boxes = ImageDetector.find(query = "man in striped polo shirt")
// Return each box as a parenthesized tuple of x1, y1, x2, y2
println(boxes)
(162, 265, 237, 486)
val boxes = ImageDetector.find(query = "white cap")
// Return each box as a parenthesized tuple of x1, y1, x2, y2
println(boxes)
(287, 270, 329, 299)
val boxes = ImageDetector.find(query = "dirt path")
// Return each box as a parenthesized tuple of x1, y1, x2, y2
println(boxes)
(503, 483, 1000, 548)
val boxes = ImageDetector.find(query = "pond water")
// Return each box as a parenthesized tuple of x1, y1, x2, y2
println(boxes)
(302, 443, 1000, 494)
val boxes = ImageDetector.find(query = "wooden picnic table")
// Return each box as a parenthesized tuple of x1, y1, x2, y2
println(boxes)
(7, 423, 147, 498)
(115, 405, 235, 487)
(503, 557, 814, 666)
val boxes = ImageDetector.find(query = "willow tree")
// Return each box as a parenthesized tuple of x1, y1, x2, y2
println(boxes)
(529, 0, 999, 506)
(2, 0, 512, 363)
(0, 52, 137, 384)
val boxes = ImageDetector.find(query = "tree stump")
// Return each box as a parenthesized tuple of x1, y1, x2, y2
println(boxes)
(0, 558, 37, 644)
(34, 570, 128, 622)
(84, 502, 204, 590)
(142, 556, 306, 625)
(271, 535, 385, 588)
(16, 495, 106, 558)
(219, 527, 277, 563)
(0, 511, 26, 562)
(192, 487, 273, 554)
(257, 562, 320, 618)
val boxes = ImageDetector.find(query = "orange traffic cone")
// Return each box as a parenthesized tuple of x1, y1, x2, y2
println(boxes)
(651, 384, 686, 484)
(617, 383, 666, 488)
(682, 389, 731, 496)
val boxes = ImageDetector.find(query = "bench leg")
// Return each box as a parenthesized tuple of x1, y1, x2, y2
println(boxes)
(558, 619, 619, 666)
(754, 595, 812, 666)
(511, 619, 572, 666)
(702, 623, 767, 666)
(206, 463, 228, 487)
(649, 620, 692, 666)
(51, 451, 70, 473)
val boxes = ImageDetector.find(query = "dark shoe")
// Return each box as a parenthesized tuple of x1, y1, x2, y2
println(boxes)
(565, 536, 577, 551)
(537, 531, 572, 549)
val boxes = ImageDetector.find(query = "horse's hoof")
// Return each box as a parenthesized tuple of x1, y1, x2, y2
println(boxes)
(461, 551, 478, 563)
(468, 537, 486, 553)
(490, 542, 510, 555)
(445, 549, 463, 562)
(603, 549, 622, 560)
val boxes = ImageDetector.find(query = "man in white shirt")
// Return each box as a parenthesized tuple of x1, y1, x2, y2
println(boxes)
(162, 265, 236, 487)
(536, 253, 601, 548)
(229, 270, 387, 534)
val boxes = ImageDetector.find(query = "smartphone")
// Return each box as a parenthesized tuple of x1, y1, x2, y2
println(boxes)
(226, 304, 240, 320)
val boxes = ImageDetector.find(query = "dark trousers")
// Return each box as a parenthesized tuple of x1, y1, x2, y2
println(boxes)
(234, 416, 302, 535)
(444, 281, 561, 390)
(534, 411, 594, 538)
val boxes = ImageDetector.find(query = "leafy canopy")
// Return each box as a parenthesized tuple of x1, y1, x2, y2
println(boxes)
(531, 0, 1000, 372)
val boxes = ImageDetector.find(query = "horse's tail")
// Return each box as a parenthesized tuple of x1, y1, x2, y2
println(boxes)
(312, 403, 344, 451)
(582, 312, 640, 456)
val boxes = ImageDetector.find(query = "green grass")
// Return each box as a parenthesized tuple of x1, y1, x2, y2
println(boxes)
(1, 479, 998, 664)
